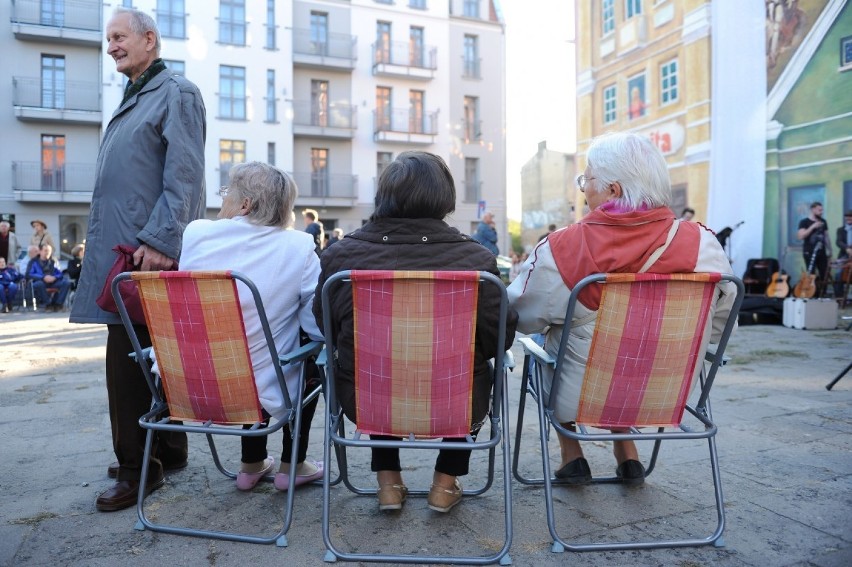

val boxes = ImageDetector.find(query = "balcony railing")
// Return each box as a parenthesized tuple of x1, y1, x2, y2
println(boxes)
(12, 162, 96, 194)
(293, 29, 357, 70)
(292, 101, 357, 130)
(291, 172, 358, 201)
(11, 0, 101, 45)
(462, 58, 481, 79)
(463, 179, 482, 203)
(374, 109, 438, 135)
(13, 77, 101, 112)
(373, 41, 437, 79)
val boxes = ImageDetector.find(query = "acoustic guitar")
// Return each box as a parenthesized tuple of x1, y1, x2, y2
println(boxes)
(793, 242, 821, 299)
(765, 271, 789, 298)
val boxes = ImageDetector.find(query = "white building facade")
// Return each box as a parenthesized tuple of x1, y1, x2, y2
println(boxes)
(1, 0, 506, 256)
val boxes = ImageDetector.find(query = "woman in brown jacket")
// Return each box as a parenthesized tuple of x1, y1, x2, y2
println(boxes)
(314, 151, 517, 513)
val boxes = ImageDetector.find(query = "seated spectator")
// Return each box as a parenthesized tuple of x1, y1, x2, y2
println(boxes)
(67, 244, 85, 286)
(179, 161, 324, 491)
(508, 132, 736, 486)
(314, 151, 518, 513)
(27, 244, 70, 312)
(0, 257, 21, 313)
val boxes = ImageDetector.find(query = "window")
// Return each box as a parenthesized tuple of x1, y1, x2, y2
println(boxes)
(463, 96, 480, 141)
(376, 21, 391, 64)
(219, 139, 245, 186)
(41, 0, 64, 26)
(311, 148, 329, 197)
(310, 12, 328, 55)
(409, 90, 424, 133)
(464, 158, 480, 203)
(376, 86, 391, 130)
(625, 0, 642, 19)
(660, 59, 678, 105)
(265, 70, 276, 122)
(219, 0, 246, 46)
(409, 0, 426, 9)
(266, 0, 276, 49)
(602, 0, 615, 35)
(463, 35, 479, 78)
(163, 59, 185, 75)
(410, 26, 424, 67)
(42, 134, 65, 191)
(219, 65, 246, 120)
(41, 55, 65, 109)
(627, 73, 647, 120)
(377, 152, 393, 180)
(842, 35, 852, 69)
(267, 142, 275, 166)
(157, 0, 185, 38)
(59, 215, 87, 257)
(122, 0, 133, 6)
(311, 80, 329, 127)
(603, 84, 617, 124)
(463, 0, 480, 18)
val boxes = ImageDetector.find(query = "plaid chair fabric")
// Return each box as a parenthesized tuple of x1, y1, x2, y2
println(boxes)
(132, 271, 263, 425)
(349, 270, 479, 437)
(576, 273, 720, 429)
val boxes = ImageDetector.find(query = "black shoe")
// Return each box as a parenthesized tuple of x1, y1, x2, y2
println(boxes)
(554, 457, 592, 485)
(615, 459, 646, 486)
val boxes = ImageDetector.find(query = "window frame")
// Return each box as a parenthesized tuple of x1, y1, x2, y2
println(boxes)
(218, 65, 247, 120)
(157, 0, 186, 39)
(219, 0, 246, 46)
(265, 69, 277, 123)
(659, 58, 679, 106)
(603, 84, 617, 125)
(219, 139, 246, 187)
(602, 0, 615, 36)
(625, 0, 642, 19)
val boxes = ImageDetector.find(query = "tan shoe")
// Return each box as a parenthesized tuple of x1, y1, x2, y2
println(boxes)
(377, 483, 408, 511)
(427, 478, 463, 513)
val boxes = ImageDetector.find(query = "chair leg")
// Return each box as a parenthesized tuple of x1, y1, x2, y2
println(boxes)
(826, 361, 852, 390)
(512, 355, 531, 483)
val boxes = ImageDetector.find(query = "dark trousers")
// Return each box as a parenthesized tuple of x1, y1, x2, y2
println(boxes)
(370, 436, 474, 477)
(32, 277, 70, 306)
(241, 376, 320, 464)
(106, 324, 187, 482)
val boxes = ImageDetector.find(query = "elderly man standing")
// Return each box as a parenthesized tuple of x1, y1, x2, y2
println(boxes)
(69, 7, 206, 512)
(472, 211, 499, 255)
(0, 221, 21, 265)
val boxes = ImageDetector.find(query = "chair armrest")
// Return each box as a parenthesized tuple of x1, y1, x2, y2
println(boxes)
(704, 344, 730, 366)
(279, 340, 323, 365)
(129, 346, 153, 363)
(518, 336, 556, 368)
(316, 347, 328, 368)
(503, 350, 515, 371)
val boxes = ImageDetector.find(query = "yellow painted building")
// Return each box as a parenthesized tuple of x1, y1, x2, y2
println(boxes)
(575, 0, 713, 221)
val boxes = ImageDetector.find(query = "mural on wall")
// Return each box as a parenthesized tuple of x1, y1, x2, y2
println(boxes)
(627, 74, 647, 120)
(766, 0, 828, 90)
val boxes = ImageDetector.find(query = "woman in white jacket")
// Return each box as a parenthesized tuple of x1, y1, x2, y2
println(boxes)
(508, 132, 735, 486)
(180, 162, 324, 491)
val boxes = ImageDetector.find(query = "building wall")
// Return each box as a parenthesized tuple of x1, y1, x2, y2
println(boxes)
(765, 0, 852, 277)
(520, 141, 574, 251)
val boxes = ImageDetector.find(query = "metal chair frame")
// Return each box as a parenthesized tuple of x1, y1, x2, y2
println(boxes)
(113, 270, 323, 547)
(512, 273, 743, 553)
(318, 270, 514, 565)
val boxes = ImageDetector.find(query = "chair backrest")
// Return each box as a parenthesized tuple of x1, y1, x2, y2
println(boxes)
(130, 271, 265, 425)
(571, 273, 722, 429)
(329, 270, 498, 438)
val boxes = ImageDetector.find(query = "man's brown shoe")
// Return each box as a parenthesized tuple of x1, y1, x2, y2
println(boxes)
(95, 477, 165, 512)
(107, 460, 188, 479)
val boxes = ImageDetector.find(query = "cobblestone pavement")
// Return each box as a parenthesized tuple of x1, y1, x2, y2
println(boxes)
(1, 309, 850, 566)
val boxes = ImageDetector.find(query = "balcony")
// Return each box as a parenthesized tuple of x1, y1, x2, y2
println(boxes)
(11, 0, 101, 46)
(13, 77, 101, 125)
(373, 109, 438, 145)
(293, 29, 357, 71)
(291, 172, 358, 207)
(12, 162, 95, 203)
(292, 101, 357, 139)
(372, 42, 437, 80)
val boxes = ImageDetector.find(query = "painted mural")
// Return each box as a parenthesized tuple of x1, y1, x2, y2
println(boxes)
(766, 0, 829, 90)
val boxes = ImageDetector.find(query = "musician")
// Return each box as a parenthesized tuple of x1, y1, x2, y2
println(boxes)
(834, 210, 852, 299)
(796, 202, 831, 297)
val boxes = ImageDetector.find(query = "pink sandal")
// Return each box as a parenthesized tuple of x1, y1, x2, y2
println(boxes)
(236, 457, 274, 491)
(274, 460, 324, 491)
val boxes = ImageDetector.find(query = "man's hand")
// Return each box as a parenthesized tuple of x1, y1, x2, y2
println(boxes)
(133, 244, 175, 272)
(43, 275, 56, 284)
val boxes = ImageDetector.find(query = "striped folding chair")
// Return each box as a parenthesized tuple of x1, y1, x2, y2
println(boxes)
(112, 270, 323, 546)
(318, 270, 513, 565)
(513, 273, 743, 552)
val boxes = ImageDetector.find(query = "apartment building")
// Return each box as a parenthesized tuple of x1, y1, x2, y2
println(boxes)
(575, 0, 766, 274)
(1, 0, 506, 256)
(519, 140, 574, 251)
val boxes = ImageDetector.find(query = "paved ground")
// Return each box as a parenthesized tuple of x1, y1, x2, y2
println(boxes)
(0, 308, 850, 567)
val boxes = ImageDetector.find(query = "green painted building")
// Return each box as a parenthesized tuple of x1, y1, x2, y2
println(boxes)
(765, 0, 852, 279)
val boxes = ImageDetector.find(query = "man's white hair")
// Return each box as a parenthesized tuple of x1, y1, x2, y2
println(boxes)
(114, 7, 161, 53)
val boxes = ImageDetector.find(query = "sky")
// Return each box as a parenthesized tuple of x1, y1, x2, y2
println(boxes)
(500, 0, 576, 221)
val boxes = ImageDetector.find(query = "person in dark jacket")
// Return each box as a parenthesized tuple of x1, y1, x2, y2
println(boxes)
(314, 151, 518, 513)
(27, 244, 70, 311)
(0, 256, 21, 313)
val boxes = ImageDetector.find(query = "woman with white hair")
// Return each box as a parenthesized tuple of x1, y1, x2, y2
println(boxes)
(507, 132, 735, 486)
(179, 161, 324, 491)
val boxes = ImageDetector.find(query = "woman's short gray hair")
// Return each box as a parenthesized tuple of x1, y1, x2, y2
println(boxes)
(114, 7, 161, 53)
(229, 162, 297, 229)
(586, 132, 672, 211)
